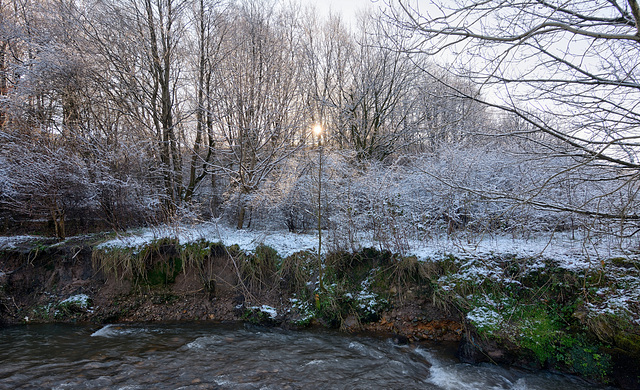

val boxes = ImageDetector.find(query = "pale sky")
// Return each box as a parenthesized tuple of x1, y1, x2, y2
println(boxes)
(303, 0, 377, 25)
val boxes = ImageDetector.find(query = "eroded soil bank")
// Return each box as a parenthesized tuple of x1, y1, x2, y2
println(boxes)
(0, 241, 461, 338)
(1, 237, 639, 389)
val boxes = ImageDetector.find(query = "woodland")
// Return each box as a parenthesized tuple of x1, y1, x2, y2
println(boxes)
(1, 0, 637, 249)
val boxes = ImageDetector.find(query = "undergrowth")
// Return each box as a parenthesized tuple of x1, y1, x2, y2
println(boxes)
(430, 254, 640, 382)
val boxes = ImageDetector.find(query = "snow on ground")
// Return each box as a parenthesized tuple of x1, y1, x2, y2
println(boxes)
(59, 294, 91, 309)
(408, 232, 625, 270)
(248, 305, 278, 319)
(2, 220, 636, 271)
(0, 235, 41, 251)
(96, 221, 320, 259)
(91, 220, 639, 271)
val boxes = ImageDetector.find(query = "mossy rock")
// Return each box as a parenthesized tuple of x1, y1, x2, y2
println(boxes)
(559, 338, 612, 382)
(614, 332, 640, 356)
(241, 306, 278, 326)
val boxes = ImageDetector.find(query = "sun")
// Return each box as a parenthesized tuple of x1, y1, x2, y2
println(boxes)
(312, 124, 323, 136)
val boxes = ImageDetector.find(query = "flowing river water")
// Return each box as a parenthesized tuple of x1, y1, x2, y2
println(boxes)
(0, 323, 610, 389)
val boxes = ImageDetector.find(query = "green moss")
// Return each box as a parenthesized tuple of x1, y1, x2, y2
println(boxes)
(555, 335, 612, 382)
(30, 303, 54, 321)
(289, 294, 315, 327)
(464, 295, 613, 380)
(514, 306, 560, 363)
(241, 306, 276, 325)
(254, 244, 280, 269)
(314, 283, 351, 327)
(614, 332, 640, 355)
(608, 257, 638, 269)
(146, 257, 183, 287)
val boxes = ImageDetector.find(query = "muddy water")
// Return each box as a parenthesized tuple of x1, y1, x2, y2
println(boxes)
(0, 323, 608, 389)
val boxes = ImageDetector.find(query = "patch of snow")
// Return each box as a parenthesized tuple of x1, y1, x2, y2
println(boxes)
(249, 305, 278, 319)
(407, 232, 617, 272)
(586, 288, 640, 320)
(0, 235, 40, 250)
(97, 221, 319, 258)
(93, 220, 636, 274)
(467, 306, 502, 332)
(60, 294, 91, 309)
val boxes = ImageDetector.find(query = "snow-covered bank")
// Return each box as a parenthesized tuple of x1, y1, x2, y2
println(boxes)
(92, 220, 638, 272)
(95, 221, 320, 259)
(4, 221, 639, 329)
(0, 235, 42, 251)
(90, 221, 640, 329)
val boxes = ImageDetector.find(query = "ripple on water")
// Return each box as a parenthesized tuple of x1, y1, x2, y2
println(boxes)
(0, 324, 613, 390)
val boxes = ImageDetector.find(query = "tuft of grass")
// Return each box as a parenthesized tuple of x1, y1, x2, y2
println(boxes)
(239, 244, 280, 294)
(278, 250, 315, 293)
(93, 238, 182, 286)
(179, 239, 212, 269)
(92, 246, 141, 279)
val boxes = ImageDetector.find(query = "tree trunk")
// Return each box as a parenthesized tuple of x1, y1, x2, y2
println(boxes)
(237, 203, 245, 230)
(0, 41, 7, 127)
(50, 206, 65, 240)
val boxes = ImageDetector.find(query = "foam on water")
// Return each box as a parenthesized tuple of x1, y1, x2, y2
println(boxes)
(90, 324, 153, 338)
(90, 324, 115, 337)
(414, 347, 605, 390)
(185, 336, 219, 350)
(414, 347, 513, 390)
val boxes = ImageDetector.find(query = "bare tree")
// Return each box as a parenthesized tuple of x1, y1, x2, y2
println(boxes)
(385, 0, 640, 234)
(336, 15, 426, 160)
(71, 0, 189, 215)
(0, 0, 9, 128)
(300, 12, 353, 145)
(301, 12, 429, 160)
(183, 0, 226, 202)
(0, 132, 93, 239)
(210, 1, 308, 229)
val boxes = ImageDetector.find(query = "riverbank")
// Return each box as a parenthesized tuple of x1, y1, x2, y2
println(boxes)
(1, 227, 639, 388)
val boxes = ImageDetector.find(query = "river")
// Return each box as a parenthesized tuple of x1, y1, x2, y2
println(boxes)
(0, 323, 609, 389)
